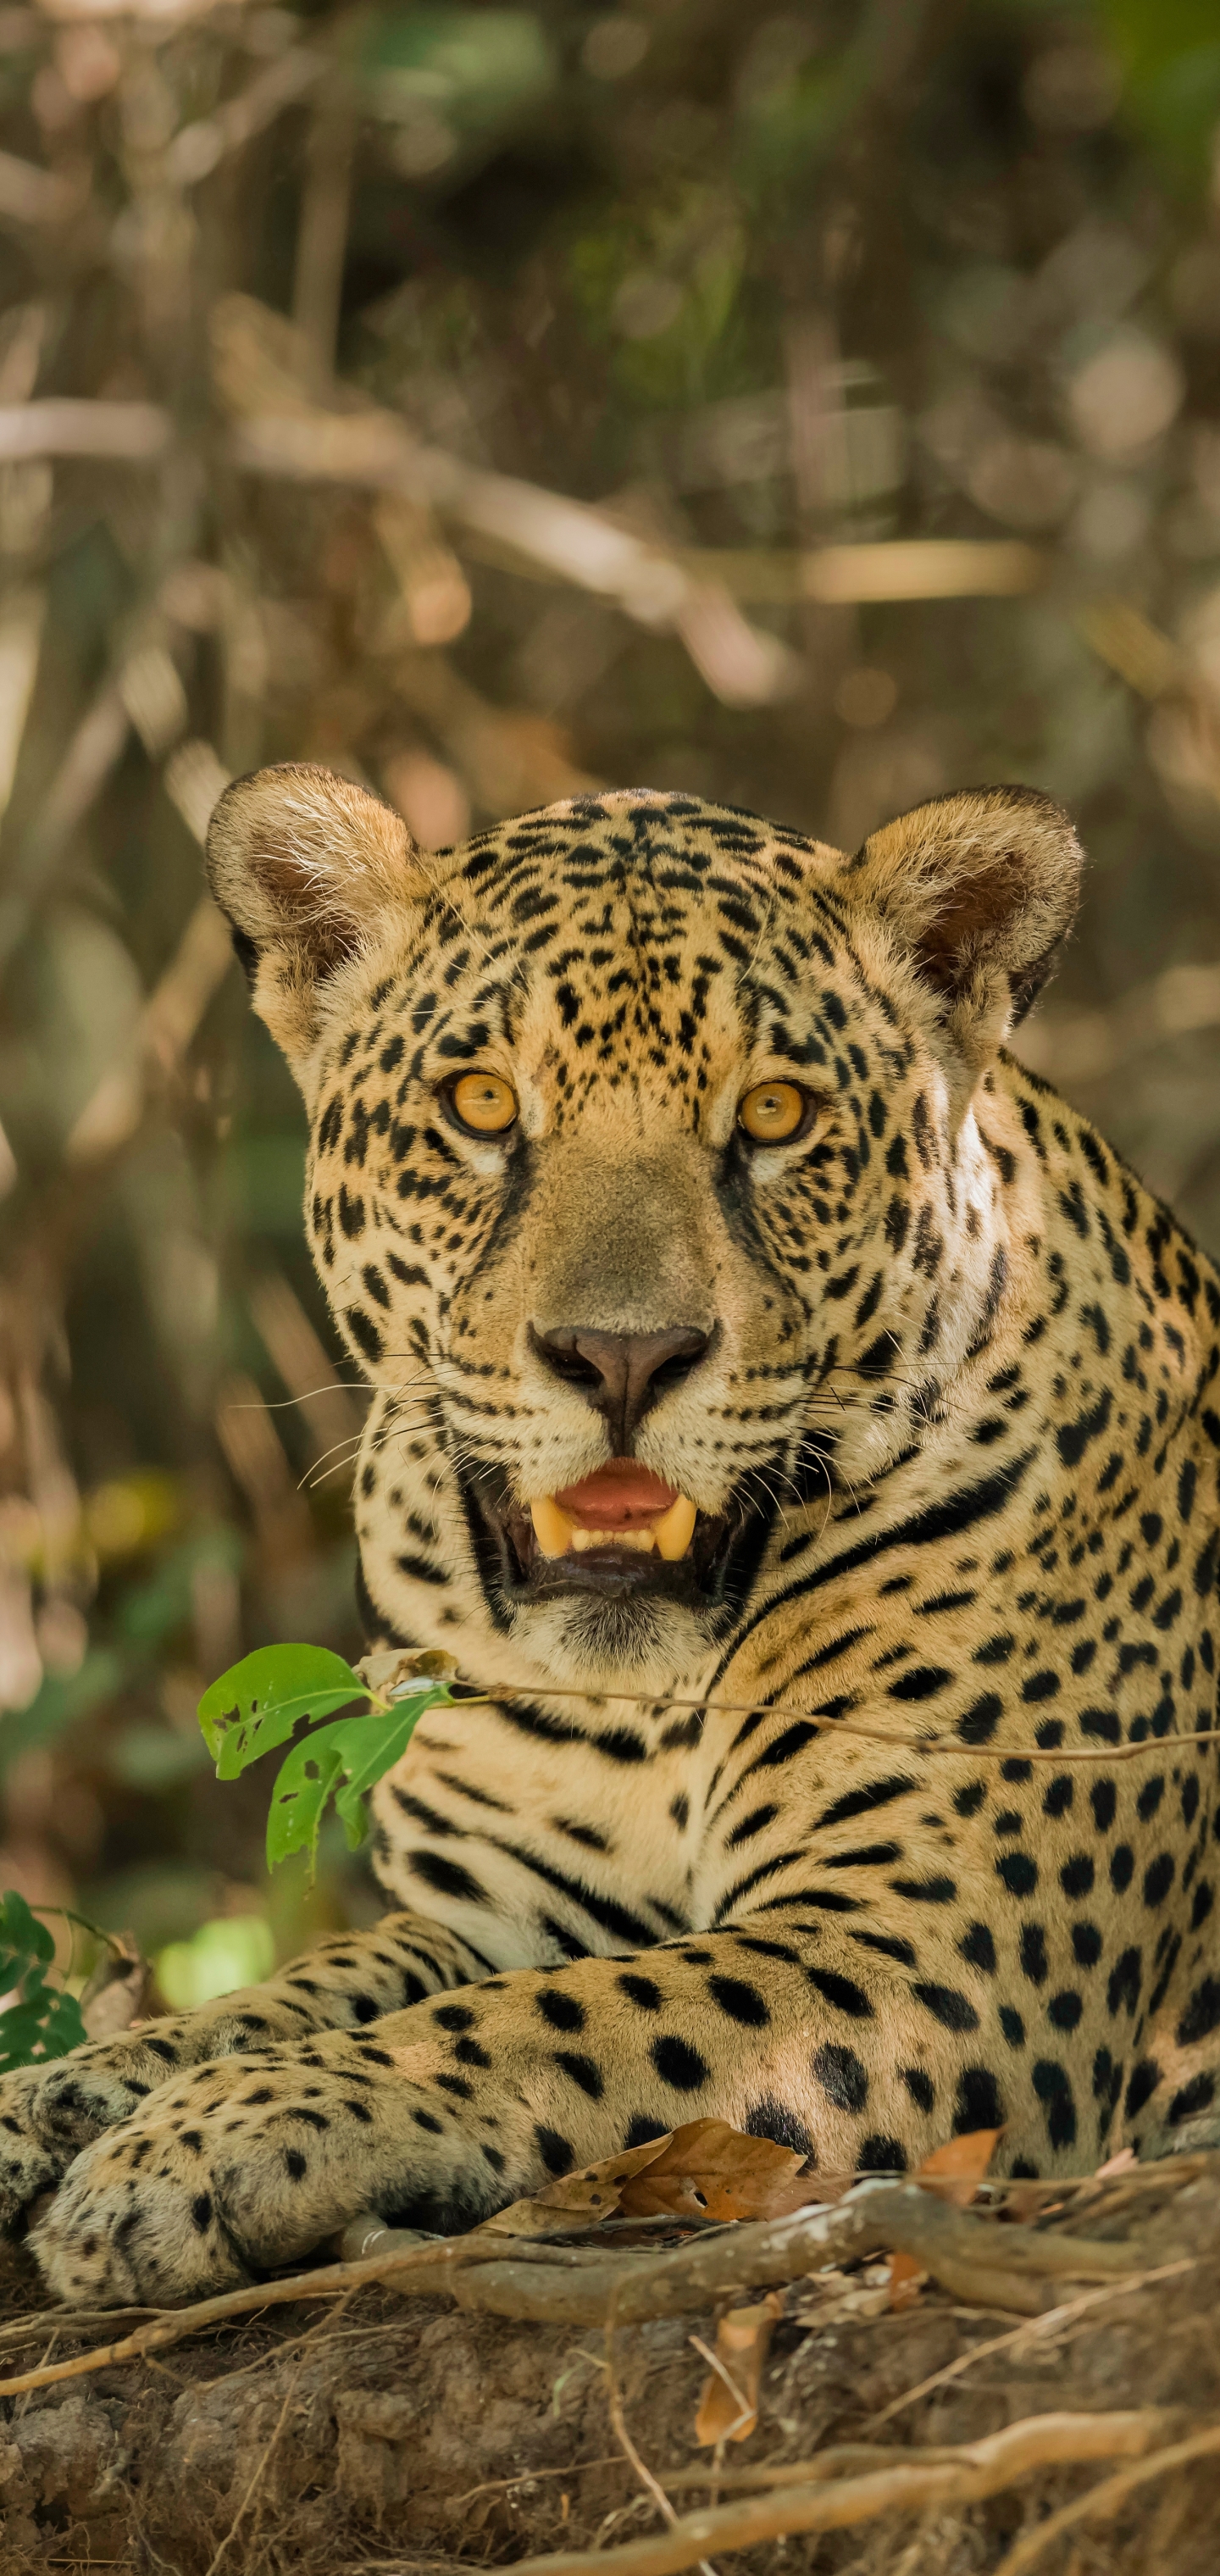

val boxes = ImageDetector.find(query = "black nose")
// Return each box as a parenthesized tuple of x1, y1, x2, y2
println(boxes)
(529, 1324, 712, 1452)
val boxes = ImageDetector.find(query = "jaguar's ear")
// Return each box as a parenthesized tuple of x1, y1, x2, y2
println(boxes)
(846, 785, 1083, 1072)
(206, 762, 443, 1070)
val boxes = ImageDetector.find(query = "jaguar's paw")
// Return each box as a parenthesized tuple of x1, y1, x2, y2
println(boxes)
(29, 2029, 479, 2306)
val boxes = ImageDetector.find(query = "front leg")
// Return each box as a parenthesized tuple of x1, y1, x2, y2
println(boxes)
(0, 1908, 481, 2240)
(31, 1922, 962, 2304)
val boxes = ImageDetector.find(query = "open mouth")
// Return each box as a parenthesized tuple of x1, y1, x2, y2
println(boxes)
(532, 1463, 696, 1563)
(463, 1458, 746, 1605)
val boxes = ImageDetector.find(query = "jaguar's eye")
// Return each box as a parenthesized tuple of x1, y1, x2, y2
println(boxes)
(447, 1071, 519, 1135)
(738, 1080, 812, 1144)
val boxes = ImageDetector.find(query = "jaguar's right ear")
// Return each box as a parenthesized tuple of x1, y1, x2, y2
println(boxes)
(205, 762, 444, 1073)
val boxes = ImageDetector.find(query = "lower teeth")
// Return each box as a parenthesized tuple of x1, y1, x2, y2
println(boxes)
(571, 1526, 655, 1552)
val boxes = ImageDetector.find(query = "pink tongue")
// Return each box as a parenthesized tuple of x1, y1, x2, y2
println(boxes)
(554, 1460, 678, 1529)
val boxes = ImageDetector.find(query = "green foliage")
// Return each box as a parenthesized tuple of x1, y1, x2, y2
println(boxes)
(568, 184, 746, 409)
(198, 1645, 461, 1872)
(358, 6, 557, 159)
(0, 1893, 88, 2072)
(1097, 0, 1220, 186)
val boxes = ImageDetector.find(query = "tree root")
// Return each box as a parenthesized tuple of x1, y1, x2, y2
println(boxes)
(0, 2176, 1145, 2401)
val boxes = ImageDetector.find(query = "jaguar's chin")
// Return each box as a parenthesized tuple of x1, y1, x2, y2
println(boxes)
(517, 1585, 711, 1691)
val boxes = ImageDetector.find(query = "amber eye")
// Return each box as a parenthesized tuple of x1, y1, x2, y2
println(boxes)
(448, 1071, 518, 1136)
(738, 1080, 811, 1144)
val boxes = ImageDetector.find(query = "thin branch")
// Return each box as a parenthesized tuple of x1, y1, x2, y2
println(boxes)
(661, 2437, 1042, 2493)
(485, 1680, 1217, 1770)
(504, 2410, 1176, 2576)
(868, 2258, 1195, 2429)
(167, 47, 325, 188)
(992, 2418, 1220, 2576)
(0, 2233, 551, 2399)
(0, 400, 170, 460)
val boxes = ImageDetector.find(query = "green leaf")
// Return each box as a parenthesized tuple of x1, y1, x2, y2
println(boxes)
(198, 1645, 369, 1776)
(0, 2001, 52, 2073)
(265, 1689, 449, 1872)
(35, 1986, 88, 2058)
(0, 1890, 54, 1967)
(265, 1733, 348, 1870)
(0, 1896, 88, 2070)
(0, 1982, 86, 2072)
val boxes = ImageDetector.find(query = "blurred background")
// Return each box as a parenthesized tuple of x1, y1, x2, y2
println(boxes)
(3, 0, 1220, 2012)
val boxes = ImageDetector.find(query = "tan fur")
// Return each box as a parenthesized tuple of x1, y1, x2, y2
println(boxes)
(4, 779, 1218, 2308)
(207, 763, 451, 1058)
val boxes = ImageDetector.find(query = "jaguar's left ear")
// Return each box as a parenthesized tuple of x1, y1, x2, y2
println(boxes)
(846, 785, 1083, 1071)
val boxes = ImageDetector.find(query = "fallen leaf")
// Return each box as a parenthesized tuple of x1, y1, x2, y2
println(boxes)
(693, 2291, 784, 2444)
(480, 2124, 690, 2236)
(916, 2126, 1003, 2208)
(484, 2118, 816, 2239)
(618, 2119, 811, 2223)
(887, 2250, 928, 2311)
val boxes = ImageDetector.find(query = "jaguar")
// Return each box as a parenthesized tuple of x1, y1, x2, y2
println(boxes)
(5, 764, 1220, 2308)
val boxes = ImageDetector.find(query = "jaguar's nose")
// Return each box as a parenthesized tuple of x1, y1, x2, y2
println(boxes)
(528, 1324, 712, 1452)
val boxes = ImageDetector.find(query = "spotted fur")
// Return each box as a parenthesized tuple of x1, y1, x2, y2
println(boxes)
(7, 770, 1220, 2307)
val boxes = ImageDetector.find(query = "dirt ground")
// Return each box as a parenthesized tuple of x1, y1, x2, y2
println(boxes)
(3, 2157, 1220, 2576)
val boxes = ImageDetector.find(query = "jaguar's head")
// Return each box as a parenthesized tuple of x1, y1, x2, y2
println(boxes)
(207, 770, 1080, 1694)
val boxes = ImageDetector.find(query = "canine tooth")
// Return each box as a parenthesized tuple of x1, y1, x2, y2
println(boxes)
(530, 1496, 574, 1557)
(653, 1494, 697, 1560)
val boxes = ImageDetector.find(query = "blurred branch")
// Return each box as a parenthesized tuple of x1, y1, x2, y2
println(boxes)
(0, 401, 169, 460)
(0, 586, 219, 978)
(0, 584, 43, 814)
(232, 405, 804, 705)
(0, 675, 130, 973)
(166, 47, 324, 188)
(389, 647, 601, 808)
(507, 2411, 1183, 2576)
(249, 1273, 363, 1465)
(292, 103, 356, 383)
(66, 742, 234, 1164)
(802, 539, 1043, 602)
(659, 540, 1044, 605)
(1079, 600, 1186, 701)
(1080, 597, 1220, 811)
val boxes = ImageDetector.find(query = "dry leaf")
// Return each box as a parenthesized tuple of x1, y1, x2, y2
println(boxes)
(916, 2126, 1003, 2208)
(618, 2119, 811, 2223)
(887, 2250, 928, 2312)
(484, 2118, 814, 2239)
(481, 2124, 688, 2237)
(693, 2291, 784, 2444)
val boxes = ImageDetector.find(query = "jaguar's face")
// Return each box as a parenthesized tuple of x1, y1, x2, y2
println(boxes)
(207, 774, 1081, 1692)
